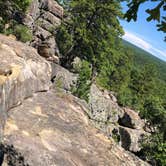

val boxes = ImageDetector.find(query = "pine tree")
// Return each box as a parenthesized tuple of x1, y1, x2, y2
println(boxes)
(56, 0, 124, 74)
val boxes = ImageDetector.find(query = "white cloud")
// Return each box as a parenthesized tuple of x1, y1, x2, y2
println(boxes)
(122, 31, 166, 61)
(123, 31, 152, 50)
(151, 48, 166, 58)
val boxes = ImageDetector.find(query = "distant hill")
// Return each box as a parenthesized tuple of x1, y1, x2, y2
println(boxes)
(123, 40, 166, 82)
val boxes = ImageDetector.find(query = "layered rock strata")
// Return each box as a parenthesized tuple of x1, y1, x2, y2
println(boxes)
(24, 0, 63, 62)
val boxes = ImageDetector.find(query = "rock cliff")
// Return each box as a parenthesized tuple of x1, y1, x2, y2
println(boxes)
(0, 35, 149, 165)
(0, 34, 51, 139)
(24, 0, 63, 62)
(88, 84, 147, 153)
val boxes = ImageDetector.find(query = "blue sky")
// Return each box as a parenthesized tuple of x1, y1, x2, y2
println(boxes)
(120, 2, 166, 62)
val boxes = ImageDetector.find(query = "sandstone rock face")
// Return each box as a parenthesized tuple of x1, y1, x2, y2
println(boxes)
(88, 84, 147, 153)
(0, 34, 149, 165)
(89, 84, 123, 123)
(119, 108, 145, 130)
(119, 126, 146, 152)
(3, 90, 149, 166)
(24, 0, 63, 62)
(51, 63, 78, 91)
(117, 108, 147, 152)
(0, 34, 51, 137)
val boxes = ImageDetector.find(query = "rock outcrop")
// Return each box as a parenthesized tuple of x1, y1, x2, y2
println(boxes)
(119, 126, 145, 152)
(119, 108, 145, 130)
(89, 84, 123, 123)
(0, 35, 149, 165)
(24, 0, 63, 62)
(0, 34, 51, 139)
(88, 84, 147, 153)
(3, 90, 149, 166)
(51, 63, 78, 91)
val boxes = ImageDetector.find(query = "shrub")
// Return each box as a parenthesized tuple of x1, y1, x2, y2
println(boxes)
(0, 0, 32, 42)
(72, 60, 92, 102)
(13, 24, 32, 42)
(5, 24, 32, 42)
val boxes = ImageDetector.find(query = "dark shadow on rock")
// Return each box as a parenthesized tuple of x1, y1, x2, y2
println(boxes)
(0, 144, 29, 166)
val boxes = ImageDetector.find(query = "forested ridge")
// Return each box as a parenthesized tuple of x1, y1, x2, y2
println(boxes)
(0, 0, 165, 165)
(123, 40, 166, 82)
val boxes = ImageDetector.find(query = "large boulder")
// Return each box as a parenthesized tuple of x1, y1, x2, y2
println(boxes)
(3, 90, 149, 166)
(119, 108, 145, 130)
(119, 126, 146, 152)
(87, 84, 148, 153)
(0, 34, 51, 138)
(117, 108, 147, 152)
(89, 84, 123, 123)
(24, 0, 63, 62)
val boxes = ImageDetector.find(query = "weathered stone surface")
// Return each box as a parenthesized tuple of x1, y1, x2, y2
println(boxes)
(0, 34, 51, 135)
(87, 84, 148, 153)
(119, 108, 145, 130)
(0, 144, 28, 166)
(39, 0, 63, 18)
(119, 126, 146, 152)
(27, 0, 40, 21)
(51, 63, 78, 91)
(41, 11, 61, 26)
(3, 90, 149, 166)
(24, 0, 63, 62)
(0, 34, 150, 165)
(89, 84, 124, 123)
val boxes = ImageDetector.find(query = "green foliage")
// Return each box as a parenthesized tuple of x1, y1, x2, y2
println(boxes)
(55, 77, 63, 89)
(7, 24, 32, 42)
(141, 132, 166, 166)
(56, 25, 73, 58)
(154, 142, 166, 165)
(56, 0, 124, 70)
(117, 88, 133, 106)
(56, 0, 126, 101)
(124, 0, 166, 40)
(72, 60, 92, 102)
(0, 0, 31, 21)
(0, 0, 32, 42)
(123, 40, 166, 82)
(15, 0, 31, 12)
(108, 42, 166, 165)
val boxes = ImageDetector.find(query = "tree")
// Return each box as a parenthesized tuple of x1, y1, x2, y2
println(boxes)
(124, 0, 166, 41)
(0, 0, 31, 23)
(56, 0, 124, 73)
(56, 0, 127, 101)
(0, 0, 32, 42)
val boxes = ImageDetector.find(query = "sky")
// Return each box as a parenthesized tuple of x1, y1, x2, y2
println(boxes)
(120, 2, 166, 62)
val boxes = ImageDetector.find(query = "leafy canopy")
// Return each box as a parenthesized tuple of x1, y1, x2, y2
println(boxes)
(56, 0, 125, 101)
(57, 0, 124, 70)
(124, 0, 166, 40)
(0, 0, 32, 42)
